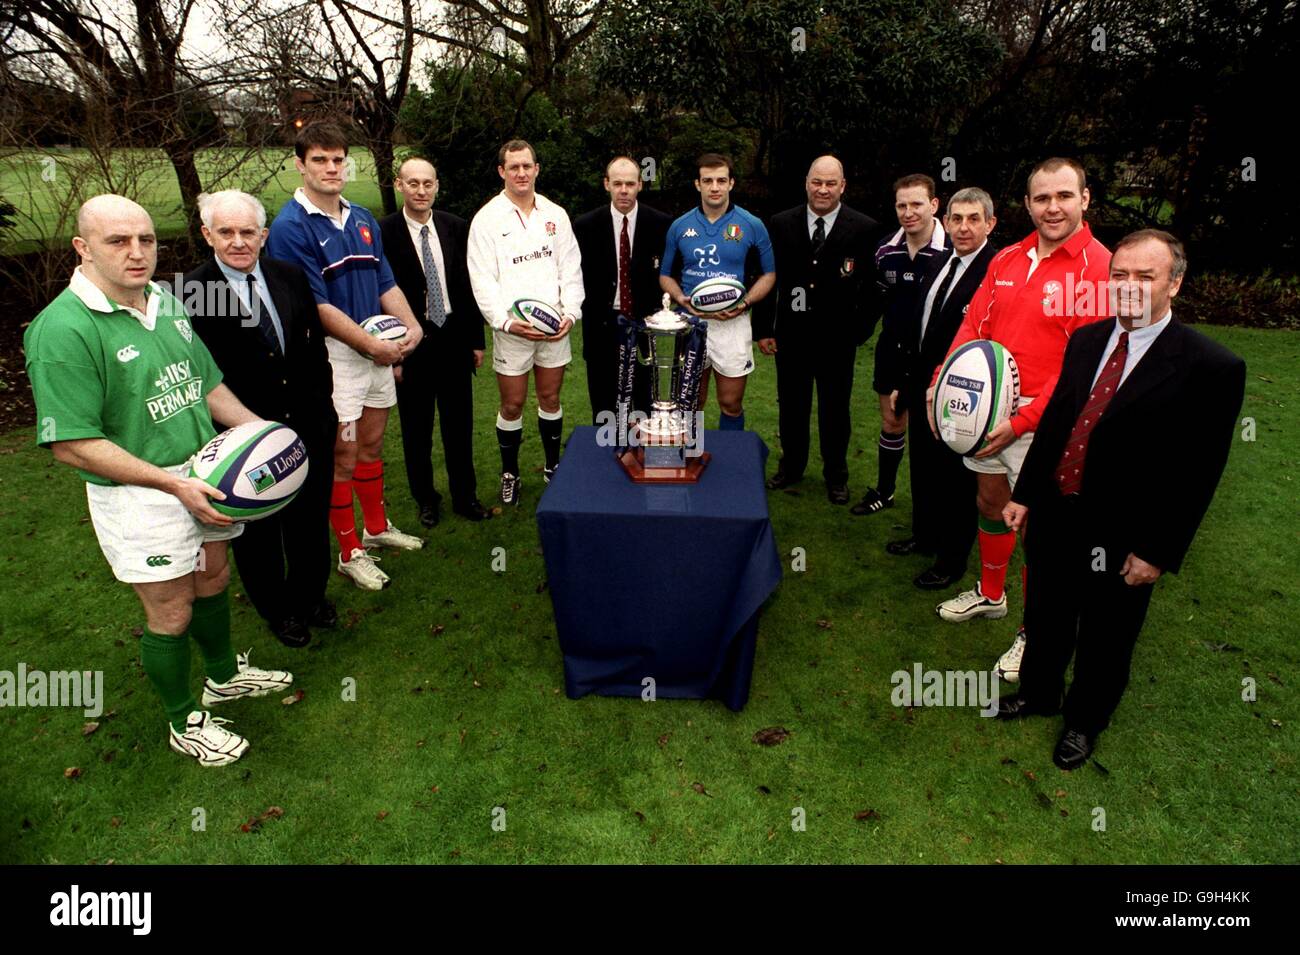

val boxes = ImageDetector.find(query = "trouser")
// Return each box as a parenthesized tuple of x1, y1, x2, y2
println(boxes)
(906, 386, 977, 574)
(584, 315, 651, 426)
(774, 338, 856, 485)
(231, 430, 334, 624)
(395, 327, 478, 507)
(1019, 493, 1156, 734)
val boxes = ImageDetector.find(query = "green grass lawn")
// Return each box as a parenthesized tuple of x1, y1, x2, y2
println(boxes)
(0, 324, 1296, 864)
(0, 148, 385, 253)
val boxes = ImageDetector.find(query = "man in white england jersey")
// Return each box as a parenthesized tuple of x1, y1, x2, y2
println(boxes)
(467, 139, 584, 505)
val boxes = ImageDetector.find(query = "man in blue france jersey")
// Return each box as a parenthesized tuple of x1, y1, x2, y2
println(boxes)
(266, 123, 425, 592)
(659, 153, 776, 430)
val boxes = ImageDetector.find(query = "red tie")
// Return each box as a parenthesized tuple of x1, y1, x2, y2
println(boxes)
(618, 215, 633, 318)
(1054, 331, 1129, 496)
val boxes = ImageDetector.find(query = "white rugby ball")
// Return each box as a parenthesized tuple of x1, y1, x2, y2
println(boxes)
(933, 340, 1020, 456)
(510, 298, 564, 335)
(189, 421, 309, 520)
(361, 314, 407, 341)
(689, 277, 746, 313)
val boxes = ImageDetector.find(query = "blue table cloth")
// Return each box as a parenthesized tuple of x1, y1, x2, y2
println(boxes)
(536, 426, 783, 711)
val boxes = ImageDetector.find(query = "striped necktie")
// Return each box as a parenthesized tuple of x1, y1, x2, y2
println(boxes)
(420, 224, 447, 328)
(1054, 332, 1129, 495)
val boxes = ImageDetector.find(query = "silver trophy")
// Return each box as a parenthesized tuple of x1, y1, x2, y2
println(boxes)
(619, 294, 710, 482)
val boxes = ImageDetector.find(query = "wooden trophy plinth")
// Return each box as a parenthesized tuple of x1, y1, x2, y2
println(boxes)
(617, 439, 710, 484)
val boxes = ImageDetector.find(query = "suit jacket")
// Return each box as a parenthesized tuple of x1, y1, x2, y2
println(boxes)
(378, 208, 486, 360)
(573, 201, 673, 354)
(1013, 318, 1246, 574)
(182, 256, 336, 444)
(753, 203, 881, 345)
(902, 241, 998, 406)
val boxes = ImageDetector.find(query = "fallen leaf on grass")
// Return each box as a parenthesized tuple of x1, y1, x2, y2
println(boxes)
(1000, 756, 1017, 765)
(110, 817, 121, 829)
(816, 619, 832, 630)
(1023, 770, 1038, 782)
(239, 806, 285, 833)
(756, 785, 771, 795)
(690, 782, 712, 797)
(1271, 719, 1283, 729)
(376, 810, 389, 821)
(429, 786, 439, 793)
(431, 624, 445, 636)
(281, 689, 304, 706)
(752, 726, 791, 746)
(853, 808, 880, 821)
(130, 627, 143, 638)
(657, 733, 671, 747)
(633, 810, 645, 823)
(82, 722, 99, 736)
(1201, 641, 1243, 653)
(64, 767, 81, 779)
(1054, 789, 1068, 798)
(1035, 793, 1053, 810)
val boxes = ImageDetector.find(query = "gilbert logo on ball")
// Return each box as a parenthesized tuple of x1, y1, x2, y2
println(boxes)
(190, 421, 310, 520)
(361, 314, 407, 340)
(510, 298, 563, 335)
(688, 277, 746, 313)
(933, 340, 1020, 456)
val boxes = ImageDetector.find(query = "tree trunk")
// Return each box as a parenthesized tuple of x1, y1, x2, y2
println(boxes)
(163, 140, 205, 256)
(371, 133, 397, 216)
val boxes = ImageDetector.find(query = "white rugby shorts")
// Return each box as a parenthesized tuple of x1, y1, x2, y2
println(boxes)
(963, 397, 1036, 490)
(702, 311, 756, 378)
(490, 326, 572, 376)
(86, 463, 243, 584)
(326, 336, 397, 423)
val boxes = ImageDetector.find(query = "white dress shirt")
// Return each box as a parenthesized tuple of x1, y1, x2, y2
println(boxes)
(919, 239, 987, 343)
(610, 202, 639, 309)
(806, 203, 841, 242)
(1091, 311, 1172, 391)
(403, 208, 452, 317)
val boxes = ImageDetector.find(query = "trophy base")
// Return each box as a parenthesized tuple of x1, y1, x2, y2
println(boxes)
(617, 447, 711, 484)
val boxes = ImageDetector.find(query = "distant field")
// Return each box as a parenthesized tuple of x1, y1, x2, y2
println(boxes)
(0, 148, 385, 252)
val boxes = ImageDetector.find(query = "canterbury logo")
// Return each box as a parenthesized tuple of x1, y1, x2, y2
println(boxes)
(145, 555, 172, 567)
(117, 345, 140, 362)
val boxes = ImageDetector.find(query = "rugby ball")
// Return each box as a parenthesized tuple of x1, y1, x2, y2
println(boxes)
(510, 298, 564, 335)
(689, 277, 746, 313)
(189, 421, 309, 520)
(933, 341, 1020, 456)
(361, 314, 407, 341)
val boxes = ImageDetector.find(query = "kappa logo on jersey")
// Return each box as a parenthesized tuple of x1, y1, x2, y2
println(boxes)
(116, 344, 140, 363)
(173, 318, 193, 343)
(683, 228, 698, 238)
(724, 224, 743, 242)
(358, 225, 373, 245)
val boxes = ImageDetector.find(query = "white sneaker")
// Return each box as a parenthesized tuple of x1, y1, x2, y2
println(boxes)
(544, 464, 557, 485)
(996, 627, 1028, 683)
(936, 583, 1008, 622)
(201, 650, 293, 706)
(169, 711, 249, 767)
(362, 522, 424, 550)
(338, 547, 389, 590)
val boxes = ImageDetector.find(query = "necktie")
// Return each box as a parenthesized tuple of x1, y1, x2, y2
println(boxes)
(420, 224, 447, 328)
(246, 274, 282, 354)
(1053, 332, 1129, 496)
(618, 215, 633, 318)
(921, 255, 962, 345)
(812, 216, 825, 254)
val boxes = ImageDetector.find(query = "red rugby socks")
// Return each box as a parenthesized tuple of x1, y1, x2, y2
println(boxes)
(352, 459, 388, 535)
(330, 480, 363, 557)
(978, 516, 1017, 601)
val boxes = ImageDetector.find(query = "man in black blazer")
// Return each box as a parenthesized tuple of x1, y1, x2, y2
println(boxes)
(573, 157, 673, 424)
(755, 155, 880, 503)
(888, 187, 998, 588)
(996, 230, 1246, 769)
(379, 158, 490, 526)
(184, 190, 339, 648)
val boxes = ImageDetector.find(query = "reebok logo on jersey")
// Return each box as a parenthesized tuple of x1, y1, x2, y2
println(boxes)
(996, 279, 1016, 286)
(116, 345, 140, 363)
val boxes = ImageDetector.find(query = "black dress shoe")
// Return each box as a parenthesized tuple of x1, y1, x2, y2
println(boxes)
(766, 469, 801, 490)
(272, 617, 311, 649)
(418, 500, 442, 528)
(993, 694, 1043, 720)
(307, 599, 338, 629)
(913, 567, 962, 590)
(452, 500, 492, 522)
(886, 537, 935, 557)
(826, 483, 850, 505)
(1053, 728, 1095, 770)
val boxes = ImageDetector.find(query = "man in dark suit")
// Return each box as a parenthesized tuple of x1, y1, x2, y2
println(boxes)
(379, 157, 490, 525)
(755, 155, 880, 503)
(573, 156, 673, 424)
(996, 229, 1246, 769)
(184, 190, 338, 648)
(888, 187, 998, 588)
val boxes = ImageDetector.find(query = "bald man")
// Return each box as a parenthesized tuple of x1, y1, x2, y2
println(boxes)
(755, 156, 882, 503)
(573, 156, 672, 424)
(24, 194, 293, 766)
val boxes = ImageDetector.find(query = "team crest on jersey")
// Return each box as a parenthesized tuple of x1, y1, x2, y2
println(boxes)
(683, 228, 698, 238)
(545, 221, 557, 236)
(173, 318, 193, 343)
(724, 224, 743, 242)
(1042, 280, 1062, 308)
(885, 269, 897, 283)
(358, 224, 373, 245)
(841, 258, 855, 276)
